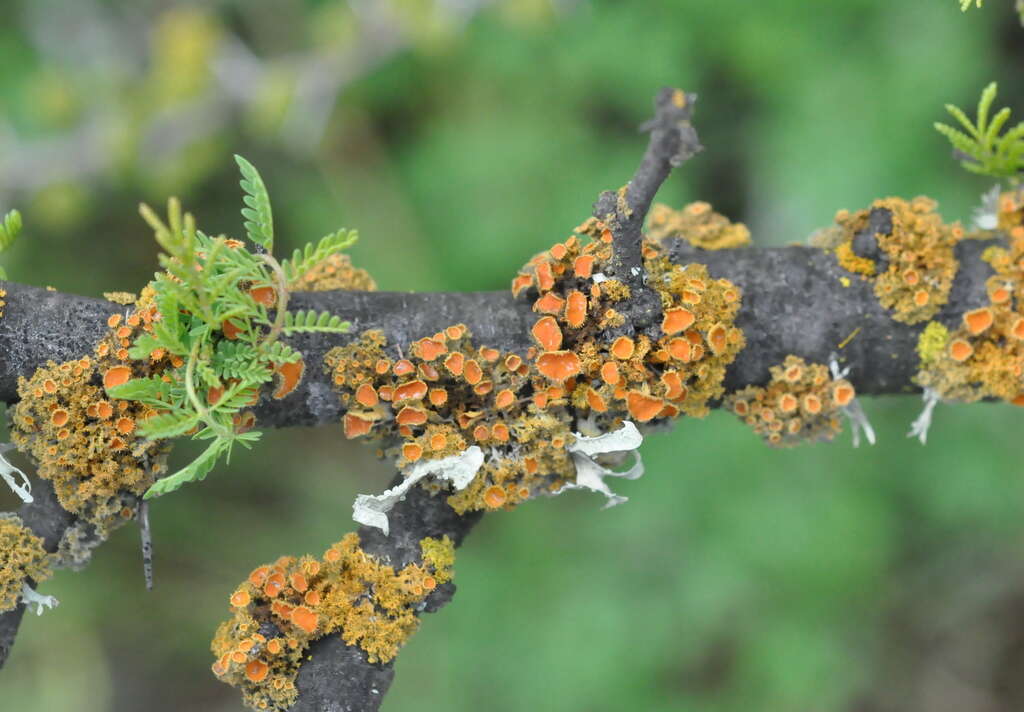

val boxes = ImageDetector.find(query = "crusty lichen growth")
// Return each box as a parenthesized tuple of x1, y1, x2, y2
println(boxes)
(0, 513, 52, 612)
(211, 534, 454, 711)
(0, 287, 6, 319)
(724, 355, 856, 447)
(646, 201, 752, 249)
(324, 217, 744, 514)
(915, 195, 1024, 403)
(288, 253, 377, 292)
(831, 197, 962, 323)
(10, 289, 171, 544)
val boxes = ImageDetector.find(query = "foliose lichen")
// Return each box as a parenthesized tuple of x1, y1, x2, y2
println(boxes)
(288, 253, 377, 292)
(211, 534, 454, 711)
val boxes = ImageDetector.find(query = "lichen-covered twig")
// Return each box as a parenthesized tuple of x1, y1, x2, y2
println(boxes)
(593, 87, 703, 332)
(0, 86, 1016, 710)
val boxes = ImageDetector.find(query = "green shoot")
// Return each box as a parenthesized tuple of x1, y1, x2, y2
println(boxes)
(0, 209, 23, 280)
(934, 82, 1024, 183)
(110, 157, 354, 498)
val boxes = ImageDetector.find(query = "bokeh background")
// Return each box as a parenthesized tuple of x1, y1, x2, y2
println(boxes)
(2, 1, 1024, 710)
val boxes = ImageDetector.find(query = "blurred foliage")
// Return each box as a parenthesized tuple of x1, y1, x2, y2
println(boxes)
(1, 1, 1024, 711)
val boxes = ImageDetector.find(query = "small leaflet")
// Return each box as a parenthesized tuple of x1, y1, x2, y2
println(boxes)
(353, 446, 484, 535)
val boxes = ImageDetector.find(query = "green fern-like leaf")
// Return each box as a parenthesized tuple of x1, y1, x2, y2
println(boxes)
(0, 209, 22, 279)
(263, 341, 303, 364)
(935, 82, 1024, 181)
(282, 229, 359, 284)
(144, 438, 227, 499)
(283, 309, 351, 334)
(234, 155, 274, 252)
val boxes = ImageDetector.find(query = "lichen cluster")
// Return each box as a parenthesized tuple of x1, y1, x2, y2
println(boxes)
(10, 290, 171, 546)
(211, 534, 454, 711)
(325, 218, 744, 514)
(915, 192, 1024, 403)
(832, 197, 963, 323)
(0, 287, 6, 319)
(724, 355, 856, 447)
(646, 201, 752, 249)
(288, 252, 377, 292)
(0, 513, 52, 612)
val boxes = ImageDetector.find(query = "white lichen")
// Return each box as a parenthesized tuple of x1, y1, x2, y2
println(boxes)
(352, 446, 484, 535)
(20, 583, 58, 616)
(907, 387, 941, 445)
(972, 185, 1002, 230)
(0, 443, 33, 503)
(556, 421, 644, 508)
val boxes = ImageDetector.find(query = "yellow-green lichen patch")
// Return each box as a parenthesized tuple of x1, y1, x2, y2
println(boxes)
(0, 513, 52, 612)
(0, 287, 6, 319)
(724, 355, 856, 447)
(211, 534, 454, 711)
(288, 253, 376, 292)
(646, 201, 751, 249)
(10, 291, 171, 539)
(831, 197, 962, 323)
(916, 321, 950, 368)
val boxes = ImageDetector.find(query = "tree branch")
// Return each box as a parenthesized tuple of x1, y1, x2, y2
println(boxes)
(0, 84, 1003, 709)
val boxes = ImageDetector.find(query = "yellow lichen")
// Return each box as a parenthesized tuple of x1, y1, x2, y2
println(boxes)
(646, 201, 752, 249)
(288, 253, 377, 292)
(0, 513, 52, 612)
(211, 534, 453, 711)
(834, 242, 876, 277)
(915, 207, 1024, 403)
(10, 289, 171, 540)
(724, 355, 855, 448)
(102, 291, 137, 305)
(831, 197, 961, 323)
(916, 321, 950, 368)
(0, 287, 6, 318)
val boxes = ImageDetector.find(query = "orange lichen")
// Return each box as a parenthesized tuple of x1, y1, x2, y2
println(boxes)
(647, 201, 751, 249)
(531, 316, 563, 351)
(564, 290, 588, 329)
(725, 355, 855, 447)
(832, 197, 961, 323)
(103, 366, 132, 389)
(11, 293, 172, 548)
(288, 252, 377, 292)
(963, 307, 994, 335)
(212, 535, 454, 710)
(0, 514, 53, 613)
(536, 351, 581, 382)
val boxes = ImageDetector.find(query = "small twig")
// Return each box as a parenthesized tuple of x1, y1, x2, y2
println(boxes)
(593, 87, 703, 332)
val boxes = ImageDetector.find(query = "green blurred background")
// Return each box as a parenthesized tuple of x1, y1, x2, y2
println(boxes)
(2, 1, 1024, 710)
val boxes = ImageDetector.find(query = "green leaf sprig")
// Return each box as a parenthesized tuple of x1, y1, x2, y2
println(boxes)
(0, 209, 23, 280)
(935, 82, 1024, 183)
(108, 157, 354, 498)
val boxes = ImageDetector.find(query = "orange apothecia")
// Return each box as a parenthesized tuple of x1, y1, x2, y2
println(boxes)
(725, 355, 857, 447)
